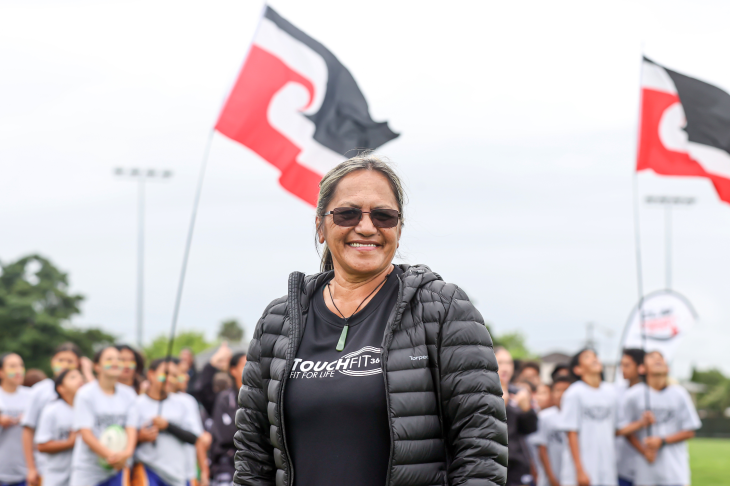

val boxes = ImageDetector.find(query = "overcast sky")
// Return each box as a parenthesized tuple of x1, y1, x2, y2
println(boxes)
(3, 0, 730, 377)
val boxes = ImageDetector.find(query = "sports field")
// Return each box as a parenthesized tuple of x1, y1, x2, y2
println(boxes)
(690, 438, 730, 485)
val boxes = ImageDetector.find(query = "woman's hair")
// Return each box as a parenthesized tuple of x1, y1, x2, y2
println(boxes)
(23, 369, 48, 387)
(315, 153, 406, 272)
(54, 342, 82, 359)
(116, 344, 146, 371)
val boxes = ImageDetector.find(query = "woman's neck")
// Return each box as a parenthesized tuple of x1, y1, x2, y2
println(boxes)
(147, 387, 164, 401)
(98, 375, 116, 395)
(1, 381, 18, 393)
(326, 264, 393, 316)
(62, 394, 75, 406)
(582, 373, 602, 388)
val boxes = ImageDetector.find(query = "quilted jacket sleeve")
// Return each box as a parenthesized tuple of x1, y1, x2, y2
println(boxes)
(233, 300, 279, 486)
(439, 285, 508, 486)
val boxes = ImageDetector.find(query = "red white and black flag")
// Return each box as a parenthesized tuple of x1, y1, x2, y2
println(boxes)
(637, 57, 730, 203)
(215, 6, 399, 205)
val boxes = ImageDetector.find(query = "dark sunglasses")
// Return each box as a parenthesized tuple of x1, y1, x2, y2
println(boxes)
(324, 207, 400, 228)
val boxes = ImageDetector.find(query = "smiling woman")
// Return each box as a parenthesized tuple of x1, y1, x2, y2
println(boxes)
(234, 153, 508, 486)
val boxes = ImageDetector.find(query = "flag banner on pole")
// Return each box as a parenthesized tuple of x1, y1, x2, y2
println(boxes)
(637, 57, 730, 203)
(215, 6, 399, 205)
(621, 290, 697, 361)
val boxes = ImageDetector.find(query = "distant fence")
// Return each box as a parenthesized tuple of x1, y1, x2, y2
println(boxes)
(697, 418, 730, 438)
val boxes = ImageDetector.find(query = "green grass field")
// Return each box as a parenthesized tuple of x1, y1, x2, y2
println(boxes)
(690, 438, 730, 486)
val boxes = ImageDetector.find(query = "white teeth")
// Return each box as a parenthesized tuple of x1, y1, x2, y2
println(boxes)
(349, 243, 377, 247)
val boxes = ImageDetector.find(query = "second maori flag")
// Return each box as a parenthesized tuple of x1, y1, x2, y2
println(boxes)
(638, 57, 730, 203)
(215, 7, 399, 205)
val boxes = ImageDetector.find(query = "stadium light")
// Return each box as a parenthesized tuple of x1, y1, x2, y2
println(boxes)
(645, 196, 695, 290)
(114, 168, 174, 348)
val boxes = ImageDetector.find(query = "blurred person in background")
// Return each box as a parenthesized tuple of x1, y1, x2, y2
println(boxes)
(117, 345, 146, 395)
(34, 369, 85, 486)
(620, 350, 701, 486)
(128, 359, 208, 486)
(497, 346, 538, 486)
(23, 370, 47, 388)
(178, 349, 197, 391)
(235, 155, 507, 486)
(616, 348, 645, 486)
(535, 383, 552, 411)
(208, 354, 245, 486)
(0, 353, 31, 486)
(516, 362, 542, 389)
(23, 343, 83, 486)
(171, 358, 210, 486)
(71, 346, 137, 486)
(559, 349, 618, 486)
(551, 364, 571, 383)
(530, 376, 573, 486)
(190, 344, 232, 417)
(559, 349, 653, 486)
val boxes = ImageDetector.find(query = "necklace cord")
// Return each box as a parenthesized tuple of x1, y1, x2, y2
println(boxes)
(327, 273, 389, 324)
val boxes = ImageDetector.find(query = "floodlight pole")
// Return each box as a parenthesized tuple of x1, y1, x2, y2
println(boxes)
(645, 196, 695, 290)
(114, 168, 173, 348)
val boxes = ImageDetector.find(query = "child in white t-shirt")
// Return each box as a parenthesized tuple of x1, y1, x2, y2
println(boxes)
(71, 346, 138, 486)
(35, 369, 85, 486)
(620, 351, 701, 486)
(559, 349, 654, 486)
(530, 376, 572, 486)
(0, 353, 32, 486)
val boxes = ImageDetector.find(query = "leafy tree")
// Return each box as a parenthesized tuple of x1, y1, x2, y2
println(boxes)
(144, 330, 211, 360)
(485, 322, 534, 359)
(218, 319, 244, 343)
(691, 367, 730, 417)
(0, 254, 115, 374)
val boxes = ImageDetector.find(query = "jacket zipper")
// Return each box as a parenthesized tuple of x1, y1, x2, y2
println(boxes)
(280, 272, 304, 486)
(381, 275, 405, 486)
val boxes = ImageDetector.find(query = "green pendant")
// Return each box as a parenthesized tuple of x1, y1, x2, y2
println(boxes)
(336, 325, 349, 351)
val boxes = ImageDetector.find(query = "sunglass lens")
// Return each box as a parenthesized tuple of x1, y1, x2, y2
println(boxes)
(371, 209, 400, 228)
(332, 208, 362, 226)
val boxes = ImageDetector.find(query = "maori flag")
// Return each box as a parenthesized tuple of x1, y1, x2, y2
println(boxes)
(215, 7, 399, 205)
(638, 57, 730, 203)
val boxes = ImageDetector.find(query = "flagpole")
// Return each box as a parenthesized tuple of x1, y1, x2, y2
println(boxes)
(631, 50, 652, 435)
(159, 129, 216, 414)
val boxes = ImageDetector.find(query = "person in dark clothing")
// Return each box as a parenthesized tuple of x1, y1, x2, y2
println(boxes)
(234, 155, 508, 486)
(190, 344, 233, 416)
(496, 346, 539, 486)
(209, 353, 246, 486)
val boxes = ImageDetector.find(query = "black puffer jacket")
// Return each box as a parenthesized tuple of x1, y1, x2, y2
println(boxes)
(234, 264, 508, 486)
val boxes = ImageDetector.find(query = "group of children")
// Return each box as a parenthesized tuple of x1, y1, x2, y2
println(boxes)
(0, 344, 211, 486)
(499, 347, 702, 486)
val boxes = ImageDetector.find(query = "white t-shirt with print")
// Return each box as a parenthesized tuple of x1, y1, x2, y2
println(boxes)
(22, 378, 58, 475)
(35, 399, 75, 486)
(70, 381, 137, 486)
(529, 406, 565, 486)
(0, 386, 32, 483)
(176, 392, 203, 480)
(558, 380, 618, 486)
(127, 393, 198, 486)
(620, 383, 701, 486)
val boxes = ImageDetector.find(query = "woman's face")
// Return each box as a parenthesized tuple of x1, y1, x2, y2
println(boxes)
(317, 170, 401, 279)
(95, 347, 122, 379)
(0, 354, 25, 388)
(51, 351, 79, 377)
(59, 369, 84, 397)
(119, 348, 137, 380)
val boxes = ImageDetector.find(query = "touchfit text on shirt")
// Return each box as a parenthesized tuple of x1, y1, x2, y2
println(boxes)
(289, 347, 382, 379)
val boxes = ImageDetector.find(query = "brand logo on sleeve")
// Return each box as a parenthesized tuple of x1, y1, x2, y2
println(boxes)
(289, 347, 382, 379)
(410, 355, 427, 360)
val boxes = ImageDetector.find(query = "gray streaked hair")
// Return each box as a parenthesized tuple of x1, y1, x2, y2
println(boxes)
(316, 153, 406, 272)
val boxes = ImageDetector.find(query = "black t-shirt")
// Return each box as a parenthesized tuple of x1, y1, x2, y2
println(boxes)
(283, 266, 402, 486)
